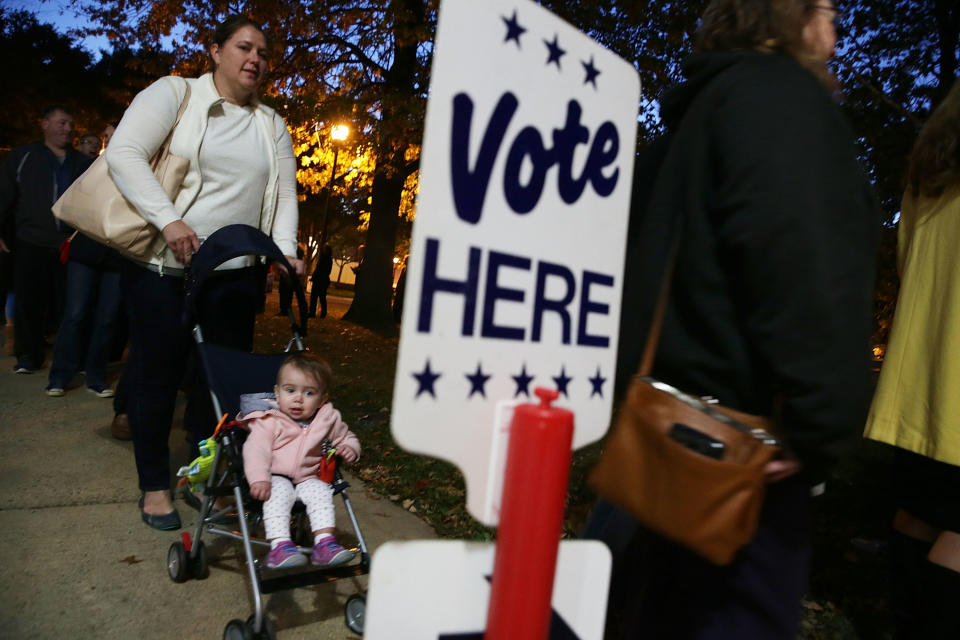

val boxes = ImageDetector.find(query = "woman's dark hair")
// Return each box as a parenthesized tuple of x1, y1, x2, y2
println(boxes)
(906, 81, 960, 198)
(212, 15, 265, 49)
(694, 0, 836, 87)
(695, 0, 811, 55)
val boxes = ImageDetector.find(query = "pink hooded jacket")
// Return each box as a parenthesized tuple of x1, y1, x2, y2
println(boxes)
(240, 397, 361, 486)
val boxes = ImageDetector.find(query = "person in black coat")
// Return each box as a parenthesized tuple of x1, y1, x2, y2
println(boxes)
(309, 244, 333, 318)
(599, 1, 879, 638)
(0, 105, 92, 373)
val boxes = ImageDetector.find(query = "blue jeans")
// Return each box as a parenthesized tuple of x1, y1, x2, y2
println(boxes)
(48, 261, 121, 389)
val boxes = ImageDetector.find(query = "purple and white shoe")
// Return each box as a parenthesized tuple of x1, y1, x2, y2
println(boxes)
(311, 537, 355, 567)
(265, 540, 307, 569)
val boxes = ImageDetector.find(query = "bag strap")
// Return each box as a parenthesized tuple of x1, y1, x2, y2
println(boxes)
(150, 79, 192, 171)
(638, 229, 679, 377)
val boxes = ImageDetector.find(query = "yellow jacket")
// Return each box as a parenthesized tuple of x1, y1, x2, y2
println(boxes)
(864, 182, 960, 466)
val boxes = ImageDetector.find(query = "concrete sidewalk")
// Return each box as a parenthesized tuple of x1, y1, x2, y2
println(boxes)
(0, 352, 437, 639)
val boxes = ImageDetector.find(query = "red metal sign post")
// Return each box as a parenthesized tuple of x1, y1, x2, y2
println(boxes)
(485, 387, 574, 640)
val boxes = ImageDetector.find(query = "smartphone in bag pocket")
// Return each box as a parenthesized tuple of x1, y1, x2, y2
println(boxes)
(668, 423, 725, 459)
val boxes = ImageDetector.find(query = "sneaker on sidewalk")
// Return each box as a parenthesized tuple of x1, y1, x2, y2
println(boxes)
(265, 540, 307, 569)
(87, 385, 115, 398)
(311, 537, 355, 567)
(44, 386, 65, 397)
(13, 362, 38, 374)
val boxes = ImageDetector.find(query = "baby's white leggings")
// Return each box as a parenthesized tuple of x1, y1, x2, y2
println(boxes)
(262, 475, 335, 540)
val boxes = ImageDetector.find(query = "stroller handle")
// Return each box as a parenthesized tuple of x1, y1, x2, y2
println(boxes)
(183, 224, 308, 336)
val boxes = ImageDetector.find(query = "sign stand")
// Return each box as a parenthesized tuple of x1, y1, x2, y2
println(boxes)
(485, 388, 574, 640)
(371, 0, 638, 636)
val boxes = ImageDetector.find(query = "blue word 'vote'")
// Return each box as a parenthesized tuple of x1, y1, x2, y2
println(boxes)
(450, 92, 620, 224)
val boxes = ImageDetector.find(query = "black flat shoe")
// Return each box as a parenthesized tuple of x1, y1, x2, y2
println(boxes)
(139, 495, 181, 531)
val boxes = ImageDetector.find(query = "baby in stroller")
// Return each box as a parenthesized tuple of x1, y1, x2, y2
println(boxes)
(240, 352, 360, 570)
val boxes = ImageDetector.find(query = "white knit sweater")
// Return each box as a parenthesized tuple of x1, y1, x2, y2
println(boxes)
(105, 73, 299, 268)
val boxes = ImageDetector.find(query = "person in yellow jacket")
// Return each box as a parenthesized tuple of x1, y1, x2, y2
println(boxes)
(864, 80, 960, 640)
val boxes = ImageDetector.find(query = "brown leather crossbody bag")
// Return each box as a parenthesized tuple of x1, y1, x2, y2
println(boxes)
(588, 252, 781, 566)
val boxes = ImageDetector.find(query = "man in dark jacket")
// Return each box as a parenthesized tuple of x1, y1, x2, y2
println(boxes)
(0, 105, 92, 372)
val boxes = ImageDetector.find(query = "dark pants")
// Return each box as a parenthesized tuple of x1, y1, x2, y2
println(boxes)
(309, 280, 328, 317)
(600, 477, 811, 640)
(122, 263, 259, 492)
(14, 241, 66, 368)
(113, 367, 129, 415)
(48, 261, 121, 389)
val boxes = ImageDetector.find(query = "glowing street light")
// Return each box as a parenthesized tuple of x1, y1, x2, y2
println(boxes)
(321, 123, 350, 246)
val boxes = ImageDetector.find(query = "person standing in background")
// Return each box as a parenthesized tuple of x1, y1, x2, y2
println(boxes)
(0, 105, 92, 373)
(863, 80, 960, 640)
(309, 244, 333, 318)
(76, 133, 101, 159)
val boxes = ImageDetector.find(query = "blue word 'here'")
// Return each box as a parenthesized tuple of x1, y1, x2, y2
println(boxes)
(417, 237, 613, 347)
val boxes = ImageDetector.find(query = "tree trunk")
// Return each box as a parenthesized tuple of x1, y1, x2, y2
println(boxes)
(343, 0, 425, 330)
(343, 166, 404, 328)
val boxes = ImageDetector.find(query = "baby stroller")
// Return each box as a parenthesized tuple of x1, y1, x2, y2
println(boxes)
(164, 225, 369, 639)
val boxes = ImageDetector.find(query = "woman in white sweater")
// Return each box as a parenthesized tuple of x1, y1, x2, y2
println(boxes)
(106, 15, 303, 530)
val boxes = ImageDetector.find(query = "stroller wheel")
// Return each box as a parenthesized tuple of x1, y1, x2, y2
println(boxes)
(244, 614, 276, 640)
(167, 541, 189, 583)
(223, 619, 253, 640)
(191, 540, 209, 580)
(345, 594, 366, 635)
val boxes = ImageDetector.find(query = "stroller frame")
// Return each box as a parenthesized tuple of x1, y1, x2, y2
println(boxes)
(164, 225, 369, 639)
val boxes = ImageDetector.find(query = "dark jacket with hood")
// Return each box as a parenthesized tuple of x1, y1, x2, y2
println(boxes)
(0, 141, 91, 249)
(617, 51, 879, 482)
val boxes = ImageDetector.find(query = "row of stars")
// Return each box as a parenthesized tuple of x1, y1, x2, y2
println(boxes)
(501, 9, 602, 88)
(412, 359, 607, 400)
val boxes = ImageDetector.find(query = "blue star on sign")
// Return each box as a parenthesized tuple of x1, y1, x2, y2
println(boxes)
(589, 366, 607, 397)
(466, 362, 492, 398)
(501, 10, 525, 47)
(582, 56, 601, 88)
(553, 365, 572, 397)
(413, 359, 441, 399)
(511, 363, 534, 398)
(544, 34, 565, 69)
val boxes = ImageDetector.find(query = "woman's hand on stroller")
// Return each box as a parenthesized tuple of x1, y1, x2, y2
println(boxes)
(162, 220, 200, 266)
(249, 481, 272, 501)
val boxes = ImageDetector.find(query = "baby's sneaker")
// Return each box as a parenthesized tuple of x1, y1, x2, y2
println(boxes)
(265, 540, 307, 569)
(311, 537, 355, 567)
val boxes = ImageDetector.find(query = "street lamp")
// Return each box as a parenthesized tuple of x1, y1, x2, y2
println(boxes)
(320, 123, 350, 246)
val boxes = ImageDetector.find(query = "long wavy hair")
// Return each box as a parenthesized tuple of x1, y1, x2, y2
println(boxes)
(906, 81, 960, 198)
(694, 0, 837, 88)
